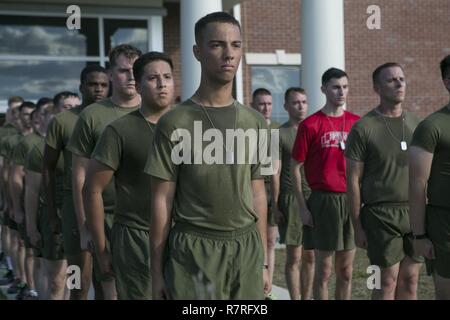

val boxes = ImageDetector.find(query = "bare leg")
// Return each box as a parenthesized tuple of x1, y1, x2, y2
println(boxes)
(301, 248, 315, 300)
(285, 245, 302, 300)
(334, 249, 355, 300)
(395, 256, 421, 300)
(313, 250, 333, 300)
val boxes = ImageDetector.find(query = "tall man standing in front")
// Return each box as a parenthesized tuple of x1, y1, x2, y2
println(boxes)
(146, 12, 271, 300)
(291, 68, 360, 300)
(346, 63, 423, 300)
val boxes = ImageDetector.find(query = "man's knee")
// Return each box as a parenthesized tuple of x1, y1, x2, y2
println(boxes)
(336, 264, 353, 283)
(302, 250, 315, 266)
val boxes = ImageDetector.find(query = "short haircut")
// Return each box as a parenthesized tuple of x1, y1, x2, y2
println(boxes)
(321, 68, 348, 86)
(8, 96, 24, 107)
(284, 87, 306, 102)
(440, 54, 450, 80)
(252, 88, 271, 101)
(372, 62, 404, 85)
(133, 51, 174, 82)
(36, 97, 52, 111)
(80, 64, 108, 84)
(108, 44, 142, 68)
(53, 91, 79, 107)
(194, 11, 241, 45)
(19, 101, 36, 112)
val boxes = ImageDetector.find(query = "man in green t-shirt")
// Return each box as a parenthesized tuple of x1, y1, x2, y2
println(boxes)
(346, 63, 422, 300)
(409, 55, 450, 299)
(84, 52, 174, 300)
(0, 96, 22, 286)
(146, 12, 270, 300)
(44, 67, 108, 300)
(272, 87, 315, 300)
(67, 44, 141, 299)
(251, 87, 280, 299)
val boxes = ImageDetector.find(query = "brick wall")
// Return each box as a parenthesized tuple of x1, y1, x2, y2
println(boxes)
(240, 0, 450, 118)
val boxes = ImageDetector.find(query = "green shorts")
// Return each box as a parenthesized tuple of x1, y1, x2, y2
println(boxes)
(111, 223, 151, 300)
(165, 222, 264, 300)
(307, 191, 355, 251)
(8, 214, 17, 230)
(278, 192, 314, 249)
(361, 204, 423, 268)
(38, 205, 64, 261)
(265, 181, 277, 227)
(426, 205, 450, 278)
(61, 194, 81, 257)
(2, 210, 10, 227)
(93, 213, 115, 282)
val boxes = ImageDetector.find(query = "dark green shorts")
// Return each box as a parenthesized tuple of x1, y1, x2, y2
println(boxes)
(307, 191, 355, 251)
(265, 181, 277, 227)
(8, 214, 17, 230)
(61, 195, 81, 257)
(361, 204, 424, 268)
(111, 223, 151, 300)
(93, 213, 115, 282)
(278, 192, 314, 249)
(17, 221, 32, 249)
(426, 205, 450, 278)
(165, 222, 264, 300)
(39, 205, 65, 261)
(2, 210, 10, 227)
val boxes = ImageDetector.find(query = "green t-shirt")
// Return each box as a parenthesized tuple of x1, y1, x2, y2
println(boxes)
(25, 136, 65, 207)
(0, 131, 21, 158)
(0, 123, 18, 156)
(67, 98, 140, 215)
(92, 110, 155, 231)
(279, 121, 310, 197)
(145, 100, 270, 231)
(46, 106, 83, 193)
(345, 109, 421, 204)
(10, 133, 42, 166)
(411, 106, 450, 209)
(263, 121, 280, 188)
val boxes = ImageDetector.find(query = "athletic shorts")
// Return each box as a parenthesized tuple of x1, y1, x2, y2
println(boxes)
(61, 194, 81, 257)
(426, 205, 450, 278)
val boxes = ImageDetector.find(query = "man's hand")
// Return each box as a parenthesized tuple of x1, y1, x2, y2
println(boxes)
(273, 205, 284, 225)
(414, 238, 435, 260)
(28, 227, 42, 249)
(263, 268, 271, 296)
(152, 272, 170, 300)
(354, 224, 367, 249)
(98, 249, 114, 278)
(300, 206, 314, 227)
(48, 213, 62, 234)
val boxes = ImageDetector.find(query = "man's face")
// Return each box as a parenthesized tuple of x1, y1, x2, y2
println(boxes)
(194, 22, 242, 85)
(136, 60, 174, 110)
(252, 94, 273, 120)
(285, 92, 308, 122)
(58, 96, 80, 112)
(321, 77, 349, 108)
(374, 66, 406, 104)
(6, 102, 21, 124)
(80, 71, 109, 105)
(109, 54, 139, 98)
(19, 106, 34, 130)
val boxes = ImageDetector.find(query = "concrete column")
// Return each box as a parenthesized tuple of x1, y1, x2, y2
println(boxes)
(301, 0, 345, 113)
(180, 0, 222, 100)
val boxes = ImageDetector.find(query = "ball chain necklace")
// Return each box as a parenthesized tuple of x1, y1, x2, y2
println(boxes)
(374, 107, 407, 151)
(138, 108, 155, 134)
(190, 93, 238, 164)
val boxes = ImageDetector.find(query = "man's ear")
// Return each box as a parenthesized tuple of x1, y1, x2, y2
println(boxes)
(320, 85, 325, 94)
(135, 81, 141, 95)
(193, 44, 200, 62)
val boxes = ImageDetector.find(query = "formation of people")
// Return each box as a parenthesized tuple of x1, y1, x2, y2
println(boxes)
(0, 11, 449, 300)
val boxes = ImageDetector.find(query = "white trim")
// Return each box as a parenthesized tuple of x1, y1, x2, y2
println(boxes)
(149, 16, 164, 52)
(0, 55, 100, 62)
(245, 50, 301, 65)
(233, 4, 244, 104)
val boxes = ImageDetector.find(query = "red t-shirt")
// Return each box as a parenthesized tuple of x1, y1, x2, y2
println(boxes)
(292, 110, 360, 193)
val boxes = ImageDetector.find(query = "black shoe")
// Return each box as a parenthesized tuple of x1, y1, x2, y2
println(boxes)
(7, 279, 20, 294)
(16, 284, 28, 300)
(0, 270, 14, 286)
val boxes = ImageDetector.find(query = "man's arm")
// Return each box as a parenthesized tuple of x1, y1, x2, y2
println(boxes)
(290, 159, 313, 227)
(43, 145, 61, 233)
(270, 159, 283, 224)
(346, 158, 366, 249)
(83, 159, 114, 274)
(252, 178, 271, 295)
(9, 164, 25, 223)
(72, 153, 91, 250)
(25, 170, 42, 247)
(150, 177, 175, 300)
(409, 146, 434, 259)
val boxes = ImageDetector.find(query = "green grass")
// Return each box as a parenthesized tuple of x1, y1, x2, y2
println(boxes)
(273, 247, 435, 300)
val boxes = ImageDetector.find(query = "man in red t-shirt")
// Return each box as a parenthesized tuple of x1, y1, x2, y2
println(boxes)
(291, 68, 360, 300)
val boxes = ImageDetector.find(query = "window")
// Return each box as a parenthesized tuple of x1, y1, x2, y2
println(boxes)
(251, 65, 301, 124)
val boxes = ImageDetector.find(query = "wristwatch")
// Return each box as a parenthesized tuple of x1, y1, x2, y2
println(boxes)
(412, 234, 428, 240)
(263, 264, 269, 269)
